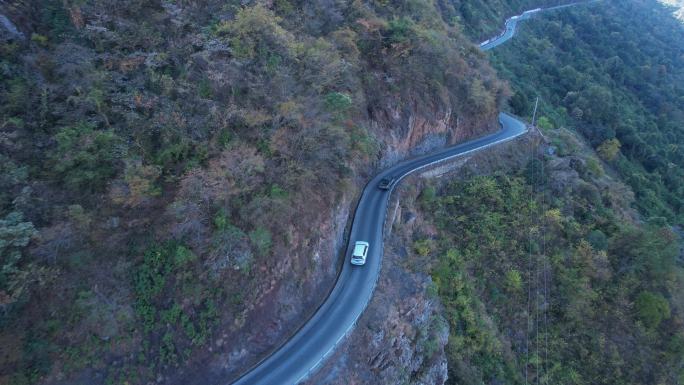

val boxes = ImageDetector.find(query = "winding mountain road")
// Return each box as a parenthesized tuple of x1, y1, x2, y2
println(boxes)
(232, 114, 527, 385)
(232, 2, 595, 384)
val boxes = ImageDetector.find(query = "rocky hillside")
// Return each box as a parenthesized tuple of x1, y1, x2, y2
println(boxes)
(0, 0, 508, 383)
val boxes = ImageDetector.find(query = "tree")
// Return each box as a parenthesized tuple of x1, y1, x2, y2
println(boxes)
(218, 5, 294, 61)
(109, 160, 161, 207)
(635, 291, 670, 329)
(0, 212, 37, 309)
(50, 122, 122, 191)
(509, 91, 529, 116)
(504, 269, 523, 292)
(597, 138, 621, 161)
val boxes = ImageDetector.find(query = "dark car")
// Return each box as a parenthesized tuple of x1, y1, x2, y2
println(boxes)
(378, 177, 396, 190)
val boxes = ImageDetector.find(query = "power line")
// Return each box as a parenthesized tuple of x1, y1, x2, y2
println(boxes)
(541, 138, 549, 384)
(532, 96, 540, 127)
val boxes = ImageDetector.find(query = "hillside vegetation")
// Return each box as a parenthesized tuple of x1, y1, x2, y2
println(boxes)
(490, 0, 684, 224)
(409, 1, 684, 384)
(0, 0, 507, 383)
(419, 131, 684, 384)
(2, 0, 683, 384)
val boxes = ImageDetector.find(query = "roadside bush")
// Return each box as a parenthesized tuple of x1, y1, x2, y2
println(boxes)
(413, 239, 433, 257)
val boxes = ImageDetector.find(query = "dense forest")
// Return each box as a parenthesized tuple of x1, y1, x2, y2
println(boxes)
(419, 134, 684, 383)
(411, 1, 684, 384)
(490, 0, 684, 224)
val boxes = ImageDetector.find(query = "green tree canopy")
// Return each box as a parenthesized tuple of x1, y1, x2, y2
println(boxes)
(0, 212, 37, 308)
(50, 123, 122, 191)
(635, 291, 671, 329)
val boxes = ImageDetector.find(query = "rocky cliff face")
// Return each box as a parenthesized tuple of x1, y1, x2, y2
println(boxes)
(374, 101, 500, 167)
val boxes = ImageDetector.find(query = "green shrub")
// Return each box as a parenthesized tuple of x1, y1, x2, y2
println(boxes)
(161, 303, 183, 325)
(31, 33, 49, 46)
(132, 241, 219, 368)
(269, 184, 289, 199)
(198, 78, 213, 99)
(249, 227, 272, 256)
(504, 269, 523, 292)
(153, 140, 192, 171)
(4, 78, 29, 115)
(413, 239, 432, 257)
(586, 230, 608, 251)
(635, 291, 670, 329)
(536, 116, 554, 130)
(597, 138, 621, 161)
(385, 17, 414, 45)
(419, 186, 437, 207)
(585, 157, 604, 176)
(0, 212, 37, 308)
(213, 208, 229, 231)
(0, 155, 28, 212)
(50, 123, 121, 191)
(172, 245, 196, 267)
(39, 0, 72, 38)
(217, 129, 231, 148)
(324, 92, 352, 113)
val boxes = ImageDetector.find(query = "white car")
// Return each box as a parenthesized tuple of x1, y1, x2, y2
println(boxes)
(350, 241, 370, 266)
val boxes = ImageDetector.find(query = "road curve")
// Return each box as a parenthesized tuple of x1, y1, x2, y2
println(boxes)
(480, 1, 599, 50)
(233, 113, 527, 385)
(232, 2, 597, 384)
(479, 8, 542, 50)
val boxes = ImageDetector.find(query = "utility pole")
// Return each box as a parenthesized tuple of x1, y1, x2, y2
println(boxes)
(532, 96, 539, 126)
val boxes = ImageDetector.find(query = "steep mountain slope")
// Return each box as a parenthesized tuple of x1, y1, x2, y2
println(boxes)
(3, 0, 681, 384)
(418, 127, 684, 384)
(0, 0, 508, 384)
